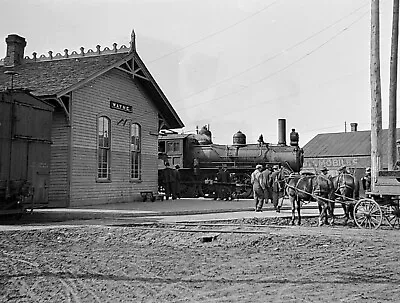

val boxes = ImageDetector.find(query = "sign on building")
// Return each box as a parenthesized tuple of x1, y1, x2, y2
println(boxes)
(303, 157, 370, 170)
(110, 101, 133, 113)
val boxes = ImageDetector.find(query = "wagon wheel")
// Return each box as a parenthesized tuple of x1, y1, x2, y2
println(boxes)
(384, 201, 400, 228)
(353, 198, 383, 229)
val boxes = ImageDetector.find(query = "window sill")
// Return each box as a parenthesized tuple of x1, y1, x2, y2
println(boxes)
(130, 179, 142, 183)
(96, 179, 112, 183)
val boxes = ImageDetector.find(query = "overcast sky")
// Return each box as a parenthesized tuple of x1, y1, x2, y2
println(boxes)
(0, 0, 397, 146)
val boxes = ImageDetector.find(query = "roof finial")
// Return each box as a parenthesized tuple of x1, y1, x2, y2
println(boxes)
(130, 29, 136, 53)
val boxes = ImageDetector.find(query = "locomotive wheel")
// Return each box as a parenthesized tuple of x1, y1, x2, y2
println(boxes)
(201, 182, 215, 199)
(384, 202, 400, 228)
(180, 181, 196, 198)
(231, 173, 252, 199)
(353, 198, 382, 229)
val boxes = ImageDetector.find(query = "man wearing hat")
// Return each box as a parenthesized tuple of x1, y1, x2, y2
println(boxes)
(261, 164, 272, 205)
(361, 167, 371, 192)
(251, 164, 265, 212)
(320, 166, 332, 180)
(270, 164, 285, 212)
(338, 165, 349, 174)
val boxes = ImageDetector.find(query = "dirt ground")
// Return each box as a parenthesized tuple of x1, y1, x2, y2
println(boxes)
(1, 217, 400, 303)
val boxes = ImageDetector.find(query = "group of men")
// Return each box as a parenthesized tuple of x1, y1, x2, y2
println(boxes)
(320, 165, 371, 192)
(320, 165, 348, 179)
(251, 164, 285, 213)
(162, 162, 181, 200)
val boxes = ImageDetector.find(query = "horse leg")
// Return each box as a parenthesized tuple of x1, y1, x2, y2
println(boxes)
(318, 199, 327, 226)
(329, 201, 335, 226)
(317, 202, 323, 226)
(324, 202, 329, 226)
(297, 199, 301, 225)
(342, 203, 349, 225)
(348, 203, 355, 221)
(290, 195, 296, 225)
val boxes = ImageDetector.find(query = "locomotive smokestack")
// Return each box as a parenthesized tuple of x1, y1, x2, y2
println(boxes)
(278, 119, 286, 145)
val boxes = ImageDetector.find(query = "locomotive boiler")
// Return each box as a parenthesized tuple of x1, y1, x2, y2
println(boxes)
(158, 119, 304, 198)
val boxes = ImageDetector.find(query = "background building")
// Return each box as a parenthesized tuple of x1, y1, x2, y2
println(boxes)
(303, 122, 400, 182)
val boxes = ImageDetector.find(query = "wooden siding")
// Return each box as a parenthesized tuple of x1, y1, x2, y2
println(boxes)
(48, 107, 69, 207)
(69, 69, 159, 206)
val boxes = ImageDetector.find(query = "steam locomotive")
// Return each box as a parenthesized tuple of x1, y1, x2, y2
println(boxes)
(158, 119, 304, 198)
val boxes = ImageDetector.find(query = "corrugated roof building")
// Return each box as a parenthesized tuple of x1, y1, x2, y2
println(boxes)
(303, 123, 400, 180)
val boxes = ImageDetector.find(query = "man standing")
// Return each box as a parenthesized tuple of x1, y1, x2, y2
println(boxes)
(174, 164, 181, 199)
(261, 164, 272, 205)
(320, 167, 332, 180)
(251, 164, 265, 212)
(216, 165, 231, 200)
(361, 167, 372, 193)
(193, 158, 204, 198)
(271, 164, 285, 212)
(163, 162, 176, 200)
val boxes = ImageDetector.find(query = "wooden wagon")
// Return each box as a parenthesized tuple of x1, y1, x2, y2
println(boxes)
(352, 170, 400, 229)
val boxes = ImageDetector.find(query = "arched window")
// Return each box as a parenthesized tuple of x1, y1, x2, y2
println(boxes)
(98, 116, 111, 180)
(131, 123, 141, 180)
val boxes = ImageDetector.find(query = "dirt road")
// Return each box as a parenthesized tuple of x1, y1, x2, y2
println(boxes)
(1, 217, 399, 302)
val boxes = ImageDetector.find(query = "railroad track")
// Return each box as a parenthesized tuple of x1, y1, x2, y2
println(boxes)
(109, 221, 296, 235)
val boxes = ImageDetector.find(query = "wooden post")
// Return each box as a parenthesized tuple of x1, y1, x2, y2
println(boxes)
(389, 0, 399, 170)
(371, 0, 383, 189)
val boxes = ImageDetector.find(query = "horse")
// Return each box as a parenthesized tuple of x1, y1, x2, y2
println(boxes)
(285, 173, 335, 226)
(331, 173, 359, 225)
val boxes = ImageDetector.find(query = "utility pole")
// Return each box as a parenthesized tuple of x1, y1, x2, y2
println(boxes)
(388, 0, 399, 170)
(370, 0, 383, 189)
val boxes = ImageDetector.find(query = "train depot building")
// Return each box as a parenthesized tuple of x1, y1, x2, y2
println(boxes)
(302, 123, 400, 182)
(0, 32, 183, 207)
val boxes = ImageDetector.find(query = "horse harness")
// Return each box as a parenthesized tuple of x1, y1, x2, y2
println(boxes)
(285, 174, 332, 204)
(336, 173, 353, 192)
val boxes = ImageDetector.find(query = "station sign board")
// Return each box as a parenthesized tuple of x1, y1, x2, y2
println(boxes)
(110, 101, 132, 113)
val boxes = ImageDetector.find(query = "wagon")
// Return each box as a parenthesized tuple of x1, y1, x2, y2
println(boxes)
(284, 171, 400, 230)
(352, 170, 400, 230)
